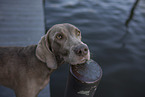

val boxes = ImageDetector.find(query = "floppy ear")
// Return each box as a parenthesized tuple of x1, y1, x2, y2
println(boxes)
(36, 35, 57, 69)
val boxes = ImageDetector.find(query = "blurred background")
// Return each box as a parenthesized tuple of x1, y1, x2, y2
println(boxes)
(0, 0, 145, 97)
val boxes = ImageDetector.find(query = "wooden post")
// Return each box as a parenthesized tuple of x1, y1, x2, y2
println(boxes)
(64, 59, 102, 97)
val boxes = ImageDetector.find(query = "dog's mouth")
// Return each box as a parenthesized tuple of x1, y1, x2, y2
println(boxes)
(80, 58, 88, 64)
(70, 58, 89, 65)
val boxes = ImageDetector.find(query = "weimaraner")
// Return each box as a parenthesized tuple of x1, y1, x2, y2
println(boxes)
(0, 23, 90, 97)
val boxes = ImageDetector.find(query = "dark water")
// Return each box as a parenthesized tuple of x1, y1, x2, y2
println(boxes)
(44, 0, 145, 97)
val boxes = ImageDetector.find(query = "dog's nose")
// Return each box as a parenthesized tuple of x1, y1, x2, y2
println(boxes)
(73, 44, 88, 56)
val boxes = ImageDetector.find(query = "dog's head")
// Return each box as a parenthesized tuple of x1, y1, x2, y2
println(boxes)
(36, 23, 90, 69)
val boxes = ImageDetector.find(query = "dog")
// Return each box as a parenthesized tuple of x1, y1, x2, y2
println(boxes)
(0, 23, 90, 97)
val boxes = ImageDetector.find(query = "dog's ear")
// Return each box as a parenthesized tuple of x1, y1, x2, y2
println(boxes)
(36, 35, 57, 69)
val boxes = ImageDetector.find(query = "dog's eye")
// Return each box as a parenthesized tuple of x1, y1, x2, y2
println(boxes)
(76, 30, 81, 36)
(56, 34, 63, 40)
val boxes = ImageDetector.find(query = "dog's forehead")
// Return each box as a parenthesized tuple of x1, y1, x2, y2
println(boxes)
(52, 24, 80, 33)
(48, 24, 81, 39)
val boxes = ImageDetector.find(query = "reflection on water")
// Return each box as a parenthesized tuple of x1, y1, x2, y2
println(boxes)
(125, 0, 140, 27)
(122, 0, 140, 44)
(45, 0, 145, 97)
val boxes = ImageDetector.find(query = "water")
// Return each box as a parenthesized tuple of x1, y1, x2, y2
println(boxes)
(44, 0, 145, 97)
